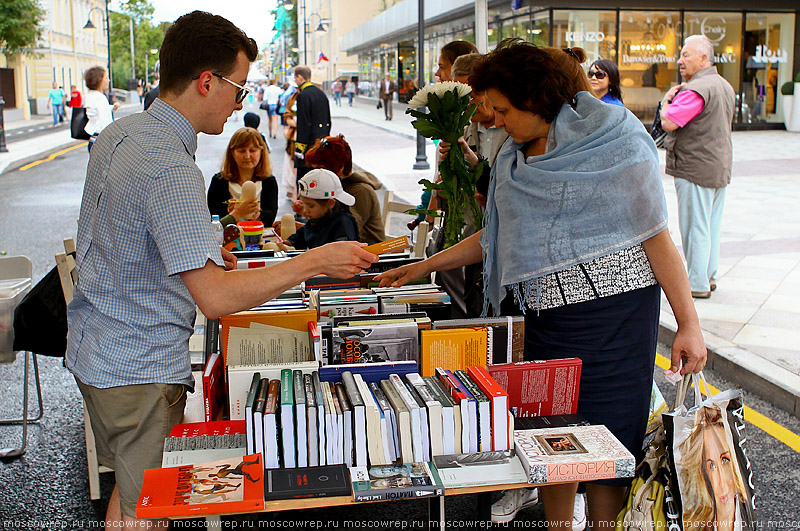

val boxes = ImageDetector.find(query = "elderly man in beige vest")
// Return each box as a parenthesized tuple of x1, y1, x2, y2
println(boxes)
(661, 35, 735, 299)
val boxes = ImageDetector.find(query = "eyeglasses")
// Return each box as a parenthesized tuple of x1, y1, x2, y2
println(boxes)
(587, 70, 608, 80)
(212, 73, 249, 104)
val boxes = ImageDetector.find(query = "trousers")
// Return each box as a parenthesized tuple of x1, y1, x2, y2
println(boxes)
(674, 177, 726, 293)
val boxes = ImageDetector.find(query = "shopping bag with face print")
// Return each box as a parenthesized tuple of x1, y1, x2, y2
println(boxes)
(663, 373, 757, 531)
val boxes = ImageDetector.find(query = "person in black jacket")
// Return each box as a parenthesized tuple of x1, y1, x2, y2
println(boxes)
(207, 127, 278, 227)
(288, 169, 358, 249)
(292, 66, 331, 182)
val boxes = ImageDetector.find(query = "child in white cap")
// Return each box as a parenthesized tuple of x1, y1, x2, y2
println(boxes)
(288, 168, 359, 249)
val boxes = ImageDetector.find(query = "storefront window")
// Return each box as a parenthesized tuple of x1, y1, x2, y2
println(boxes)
(683, 13, 742, 121)
(553, 10, 616, 63)
(742, 13, 795, 124)
(619, 11, 681, 121)
(398, 42, 418, 103)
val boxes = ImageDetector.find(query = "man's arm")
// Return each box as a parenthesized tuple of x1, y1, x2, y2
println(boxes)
(180, 241, 377, 319)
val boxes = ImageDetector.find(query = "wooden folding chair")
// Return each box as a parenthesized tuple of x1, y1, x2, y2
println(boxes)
(57, 237, 113, 500)
(381, 190, 439, 258)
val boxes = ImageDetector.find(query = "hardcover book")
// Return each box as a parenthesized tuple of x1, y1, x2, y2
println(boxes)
(161, 434, 247, 468)
(202, 351, 226, 422)
(170, 421, 246, 438)
(487, 358, 582, 417)
(513, 425, 634, 484)
(327, 323, 419, 366)
(433, 316, 525, 364)
(137, 455, 264, 518)
(264, 464, 351, 500)
(420, 328, 487, 377)
(349, 463, 444, 502)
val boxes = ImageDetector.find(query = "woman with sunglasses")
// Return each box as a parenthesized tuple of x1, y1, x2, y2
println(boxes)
(588, 59, 624, 107)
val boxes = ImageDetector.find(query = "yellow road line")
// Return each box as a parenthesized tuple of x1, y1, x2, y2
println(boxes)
(20, 142, 88, 171)
(656, 352, 800, 452)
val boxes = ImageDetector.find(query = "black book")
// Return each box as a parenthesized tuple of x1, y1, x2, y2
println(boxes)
(264, 464, 352, 500)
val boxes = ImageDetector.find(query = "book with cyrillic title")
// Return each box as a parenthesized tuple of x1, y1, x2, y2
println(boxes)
(349, 462, 444, 502)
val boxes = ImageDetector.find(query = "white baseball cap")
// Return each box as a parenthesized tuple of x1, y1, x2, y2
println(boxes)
(298, 168, 356, 206)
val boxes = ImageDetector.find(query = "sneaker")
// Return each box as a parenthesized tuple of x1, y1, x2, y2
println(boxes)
(572, 493, 587, 531)
(491, 488, 539, 524)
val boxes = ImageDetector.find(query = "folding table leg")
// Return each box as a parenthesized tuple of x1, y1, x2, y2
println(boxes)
(426, 496, 445, 531)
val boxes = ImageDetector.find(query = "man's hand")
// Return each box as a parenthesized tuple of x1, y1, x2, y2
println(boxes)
(221, 247, 237, 271)
(306, 241, 378, 279)
(374, 260, 431, 288)
(663, 83, 686, 104)
(112, 101, 122, 111)
(668, 322, 707, 375)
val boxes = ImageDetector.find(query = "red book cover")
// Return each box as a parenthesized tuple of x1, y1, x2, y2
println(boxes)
(170, 421, 247, 438)
(203, 351, 225, 422)
(435, 367, 470, 403)
(487, 358, 582, 417)
(136, 454, 264, 518)
(467, 365, 510, 450)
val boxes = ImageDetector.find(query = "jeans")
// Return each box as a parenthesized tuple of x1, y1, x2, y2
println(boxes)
(333, 92, 342, 106)
(674, 177, 726, 293)
(347, 92, 354, 105)
(52, 104, 64, 125)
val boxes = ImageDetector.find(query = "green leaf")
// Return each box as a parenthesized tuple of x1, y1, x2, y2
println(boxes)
(406, 109, 430, 120)
(411, 120, 444, 139)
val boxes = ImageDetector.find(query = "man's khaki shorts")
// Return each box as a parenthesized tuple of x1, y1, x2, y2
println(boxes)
(76, 377, 187, 518)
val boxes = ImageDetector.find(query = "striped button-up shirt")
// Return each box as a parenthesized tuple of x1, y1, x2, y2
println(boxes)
(66, 99, 223, 388)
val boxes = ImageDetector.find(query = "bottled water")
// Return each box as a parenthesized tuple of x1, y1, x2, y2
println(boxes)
(211, 215, 224, 245)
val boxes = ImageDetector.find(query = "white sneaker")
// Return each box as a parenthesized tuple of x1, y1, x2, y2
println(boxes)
(573, 493, 587, 531)
(491, 488, 539, 524)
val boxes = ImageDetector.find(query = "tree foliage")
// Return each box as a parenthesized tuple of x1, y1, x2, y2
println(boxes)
(0, 0, 45, 56)
(108, 0, 169, 89)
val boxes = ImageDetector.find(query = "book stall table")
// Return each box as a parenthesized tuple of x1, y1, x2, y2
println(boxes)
(171, 481, 539, 530)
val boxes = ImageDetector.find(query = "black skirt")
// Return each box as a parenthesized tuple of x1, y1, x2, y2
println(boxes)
(524, 284, 660, 487)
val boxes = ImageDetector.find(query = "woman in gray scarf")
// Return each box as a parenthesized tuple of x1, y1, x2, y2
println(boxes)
(375, 40, 706, 529)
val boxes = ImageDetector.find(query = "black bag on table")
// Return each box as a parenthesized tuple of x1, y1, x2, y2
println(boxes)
(12, 266, 67, 357)
(70, 107, 91, 140)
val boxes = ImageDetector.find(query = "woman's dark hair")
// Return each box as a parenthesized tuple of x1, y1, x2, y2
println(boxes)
(159, 11, 258, 97)
(84, 66, 106, 90)
(591, 59, 623, 103)
(305, 135, 353, 176)
(440, 41, 479, 66)
(471, 39, 575, 124)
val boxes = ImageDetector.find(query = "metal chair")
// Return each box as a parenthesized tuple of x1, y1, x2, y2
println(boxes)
(0, 255, 43, 458)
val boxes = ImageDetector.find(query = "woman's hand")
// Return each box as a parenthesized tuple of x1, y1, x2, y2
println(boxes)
(439, 137, 479, 168)
(229, 199, 260, 221)
(374, 260, 432, 288)
(670, 322, 707, 375)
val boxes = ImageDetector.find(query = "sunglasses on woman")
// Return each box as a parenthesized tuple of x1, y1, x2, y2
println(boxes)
(587, 70, 608, 80)
(192, 72, 250, 104)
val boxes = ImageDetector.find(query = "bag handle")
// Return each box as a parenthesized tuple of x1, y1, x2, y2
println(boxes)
(675, 371, 713, 410)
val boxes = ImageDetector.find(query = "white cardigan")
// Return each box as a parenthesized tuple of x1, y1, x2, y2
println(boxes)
(84, 90, 114, 135)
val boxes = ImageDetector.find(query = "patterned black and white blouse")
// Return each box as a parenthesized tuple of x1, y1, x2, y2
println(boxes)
(515, 244, 657, 311)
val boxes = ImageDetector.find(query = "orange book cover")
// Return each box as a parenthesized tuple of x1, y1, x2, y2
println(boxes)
(136, 454, 264, 518)
(420, 328, 487, 377)
(220, 308, 317, 364)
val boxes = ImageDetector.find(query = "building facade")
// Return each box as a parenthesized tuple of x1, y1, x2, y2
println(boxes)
(0, 0, 109, 120)
(342, 0, 799, 129)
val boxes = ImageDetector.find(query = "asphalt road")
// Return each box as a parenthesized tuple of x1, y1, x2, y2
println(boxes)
(1, 113, 798, 526)
(4, 105, 141, 145)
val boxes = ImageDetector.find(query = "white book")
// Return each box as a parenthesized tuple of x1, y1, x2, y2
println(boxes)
(304, 374, 318, 467)
(370, 382, 398, 462)
(322, 381, 338, 465)
(342, 372, 368, 467)
(390, 374, 424, 463)
(381, 379, 413, 464)
(293, 371, 308, 468)
(404, 380, 430, 461)
(408, 373, 444, 457)
(354, 374, 388, 466)
(423, 376, 455, 456)
(312, 372, 327, 466)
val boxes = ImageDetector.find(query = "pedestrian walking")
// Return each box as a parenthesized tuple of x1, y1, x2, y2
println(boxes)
(345, 78, 356, 106)
(47, 82, 66, 126)
(83, 66, 120, 152)
(292, 66, 331, 183)
(661, 35, 735, 299)
(331, 78, 343, 106)
(378, 73, 396, 120)
(263, 79, 283, 139)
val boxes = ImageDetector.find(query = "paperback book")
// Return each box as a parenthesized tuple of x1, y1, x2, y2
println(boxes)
(327, 322, 419, 366)
(432, 450, 528, 489)
(487, 358, 582, 417)
(264, 464, 352, 500)
(349, 463, 444, 502)
(137, 455, 264, 518)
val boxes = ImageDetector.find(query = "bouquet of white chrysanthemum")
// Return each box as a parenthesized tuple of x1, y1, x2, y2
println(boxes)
(406, 81, 485, 248)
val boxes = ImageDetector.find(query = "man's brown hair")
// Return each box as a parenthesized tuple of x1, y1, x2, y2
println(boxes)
(440, 41, 479, 65)
(159, 11, 258, 98)
(294, 66, 311, 82)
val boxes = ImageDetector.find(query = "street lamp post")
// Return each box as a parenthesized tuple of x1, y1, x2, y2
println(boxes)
(145, 48, 158, 86)
(83, 0, 113, 89)
(413, 0, 429, 170)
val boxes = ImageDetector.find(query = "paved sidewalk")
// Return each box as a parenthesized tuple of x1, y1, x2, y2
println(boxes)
(332, 95, 800, 416)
